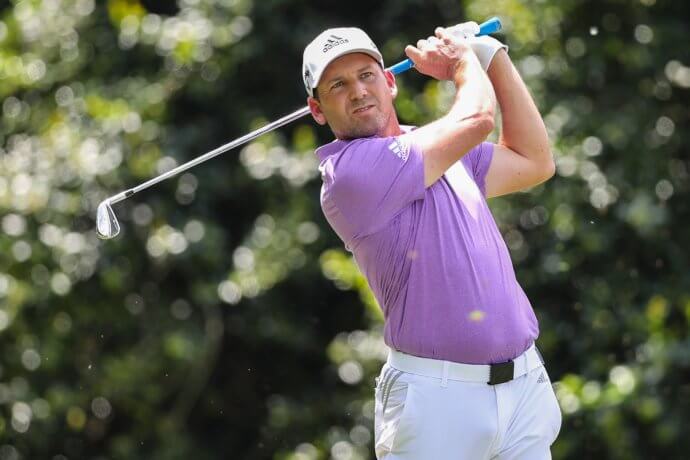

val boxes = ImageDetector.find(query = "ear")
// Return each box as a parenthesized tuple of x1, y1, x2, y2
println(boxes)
(384, 70, 398, 98)
(307, 96, 327, 125)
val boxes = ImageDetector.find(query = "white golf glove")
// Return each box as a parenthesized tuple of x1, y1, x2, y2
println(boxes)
(447, 22, 508, 72)
(446, 21, 480, 38)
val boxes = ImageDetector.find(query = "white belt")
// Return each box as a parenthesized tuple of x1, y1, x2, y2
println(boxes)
(387, 343, 544, 386)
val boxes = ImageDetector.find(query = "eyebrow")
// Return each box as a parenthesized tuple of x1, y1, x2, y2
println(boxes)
(324, 64, 376, 86)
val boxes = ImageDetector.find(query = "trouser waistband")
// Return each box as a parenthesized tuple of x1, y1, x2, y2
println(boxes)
(387, 344, 544, 386)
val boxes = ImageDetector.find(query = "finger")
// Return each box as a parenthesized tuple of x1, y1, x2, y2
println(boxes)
(443, 25, 470, 41)
(404, 44, 423, 63)
(436, 28, 452, 41)
(462, 21, 480, 36)
(416, 39, 428, 49)
(447, 21, 478, 38)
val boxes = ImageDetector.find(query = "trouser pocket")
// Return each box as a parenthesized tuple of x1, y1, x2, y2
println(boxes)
(527, 366, 563, 446)
(374, 367, 412, 458)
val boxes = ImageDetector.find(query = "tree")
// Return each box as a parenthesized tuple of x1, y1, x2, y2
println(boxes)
(0, 0, 688, 458)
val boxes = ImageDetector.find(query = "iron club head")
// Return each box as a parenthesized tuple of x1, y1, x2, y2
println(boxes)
(96, 200, 121, 239)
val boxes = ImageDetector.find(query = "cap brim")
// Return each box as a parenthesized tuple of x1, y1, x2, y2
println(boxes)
(311, 48, 384, 93)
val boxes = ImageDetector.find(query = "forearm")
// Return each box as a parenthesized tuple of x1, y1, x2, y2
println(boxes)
(448, 55, 496, 122)
(413, 55, 495, 148)
(488, 50, 552, 167)
(408, 55, 496, 186)
(402, 27, 498, 186)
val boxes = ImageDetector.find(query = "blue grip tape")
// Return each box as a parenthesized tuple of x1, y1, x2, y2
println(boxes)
(387, 17, 502, 75)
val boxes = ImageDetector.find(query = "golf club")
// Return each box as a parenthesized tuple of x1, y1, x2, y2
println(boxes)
(96, 17, 502, 239)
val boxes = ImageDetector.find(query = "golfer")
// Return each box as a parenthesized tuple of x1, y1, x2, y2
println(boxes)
(303, 23, 561, 459)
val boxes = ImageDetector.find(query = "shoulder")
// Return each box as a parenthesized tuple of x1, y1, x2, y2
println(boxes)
(317, 136, 411, 178)
(317, 136, 395, 158)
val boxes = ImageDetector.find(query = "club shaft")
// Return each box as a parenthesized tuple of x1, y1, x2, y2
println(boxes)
(108, 106, 312, 205)
(105, 16, 501, 206)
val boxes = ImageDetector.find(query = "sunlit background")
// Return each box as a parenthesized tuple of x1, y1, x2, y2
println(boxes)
(1, 0, 688, 458)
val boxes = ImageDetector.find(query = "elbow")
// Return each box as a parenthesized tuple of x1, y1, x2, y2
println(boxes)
(540, 153, 556, 183)
(546, 158, 556, 179)
(480, 114, 496, 137)
(471, 112, 495, 139)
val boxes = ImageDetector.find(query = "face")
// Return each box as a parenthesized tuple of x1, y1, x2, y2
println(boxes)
(308, 53, 399, 140)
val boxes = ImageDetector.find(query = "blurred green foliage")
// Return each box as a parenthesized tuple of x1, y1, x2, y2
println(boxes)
(1, 0, 688, 458)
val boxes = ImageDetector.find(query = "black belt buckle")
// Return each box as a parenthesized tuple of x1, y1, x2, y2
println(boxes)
(488, 360, 515, 385)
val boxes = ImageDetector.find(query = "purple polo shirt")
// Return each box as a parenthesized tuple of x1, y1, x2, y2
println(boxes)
(316, 130, 539, 364)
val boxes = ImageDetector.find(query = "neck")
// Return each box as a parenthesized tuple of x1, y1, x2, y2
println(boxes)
(381, 111, 403, 137)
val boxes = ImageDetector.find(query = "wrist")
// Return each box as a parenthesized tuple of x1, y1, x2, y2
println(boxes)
(468, 36, 508, 72)
(451, 53, 482, 85)
(486, 48, 510, 78)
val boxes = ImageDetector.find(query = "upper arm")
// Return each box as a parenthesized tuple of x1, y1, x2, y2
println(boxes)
(324, 138, 425, 239)
(484, 143, 556, 198)
(403, 113, 494, 188)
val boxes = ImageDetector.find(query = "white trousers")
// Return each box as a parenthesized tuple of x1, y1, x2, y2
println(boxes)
(374, 346, 562, 459)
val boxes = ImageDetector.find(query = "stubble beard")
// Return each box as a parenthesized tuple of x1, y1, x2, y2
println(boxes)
(337, 106, 390, 140)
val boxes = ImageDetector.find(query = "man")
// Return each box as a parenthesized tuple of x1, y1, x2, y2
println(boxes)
(303, 22, 561, 459)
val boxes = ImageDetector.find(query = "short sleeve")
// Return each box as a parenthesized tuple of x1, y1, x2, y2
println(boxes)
(461, 142, 495, 196)
(321, 136, 425, 242)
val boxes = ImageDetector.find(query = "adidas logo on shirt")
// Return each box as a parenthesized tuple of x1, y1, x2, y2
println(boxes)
(388, 138, 409, 161)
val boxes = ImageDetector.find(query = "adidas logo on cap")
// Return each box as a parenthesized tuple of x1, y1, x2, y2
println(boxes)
(322, 35, 349, 53)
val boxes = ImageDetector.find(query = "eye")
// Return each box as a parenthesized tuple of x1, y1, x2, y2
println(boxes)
(361, 71, 374, 79)
(330, 81, 343, 91)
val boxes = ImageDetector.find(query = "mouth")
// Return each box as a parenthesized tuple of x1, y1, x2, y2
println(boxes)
(352, 104, 375, 115)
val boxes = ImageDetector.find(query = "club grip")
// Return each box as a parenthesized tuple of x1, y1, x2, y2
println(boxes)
(387, 16, 502, 75)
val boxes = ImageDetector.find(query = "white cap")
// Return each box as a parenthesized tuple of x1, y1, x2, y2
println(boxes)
(302, 27, 384, 97)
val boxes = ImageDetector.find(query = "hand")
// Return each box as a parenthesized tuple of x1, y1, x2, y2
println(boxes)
(467, 36, 508, 71)
(446, 21, 480, 39)
(446, 22, 508, 72)
(404, 27, 476, 81)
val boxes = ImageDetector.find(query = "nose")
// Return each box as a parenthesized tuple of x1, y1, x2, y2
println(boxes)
(349, 80, 368, 101)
